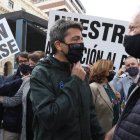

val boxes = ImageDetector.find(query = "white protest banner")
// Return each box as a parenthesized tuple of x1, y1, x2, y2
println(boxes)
(0, 18, 20, 61)
(45, 11, 129, 71)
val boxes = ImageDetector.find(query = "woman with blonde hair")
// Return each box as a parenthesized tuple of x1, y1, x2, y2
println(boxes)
(90, 59, 120, 133)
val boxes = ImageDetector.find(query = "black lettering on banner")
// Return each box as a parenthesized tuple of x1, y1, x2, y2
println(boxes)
(119, 54, 128, 68)
(74, 18, 79, 22)
(7, 39, 18, 53)
(80, 19, 89, 38)
(55, 15, 60, 21)
(81, 48, 87, 64)
(107, 52, 112, 60)
(112, 53, 116, 70)
(54, 15, 70, 21)
(45, 41, 52, 54)
(96, 49, 104, 61)
(106, 52, 117, 70)
(0, 23, 8, 41)
(106, 52, 116, 62)
(86, 48, 91, 64)
(0, 43, 9, 58)
(89, 48, 96, 64)
(55, 15, 78, 22)
(102, 23, 113, 41)
(89, 21, 100, 39)
(81, 44, 104, 65)
(112, 53, 116, 64)
(111, 25, 125, 43)
(62, 16, 66, 19)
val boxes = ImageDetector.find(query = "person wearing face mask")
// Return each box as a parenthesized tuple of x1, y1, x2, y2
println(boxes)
(105, 8, 140, 140)
(0, 51, 45, 140)
(111, 56, 140, 103)
(30, 19, 105, 140)
(1, 52, 29, 140)
(89, 60, 120, 133)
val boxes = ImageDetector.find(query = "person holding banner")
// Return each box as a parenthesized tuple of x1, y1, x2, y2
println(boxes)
(105, 8, 140, 140)
(30, 19, 105, 140)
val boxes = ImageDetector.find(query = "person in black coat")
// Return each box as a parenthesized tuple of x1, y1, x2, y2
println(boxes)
(2, 52, 29, 140)
(0, 78, 23, 129)
(105, 9, 140, 140)
(0, 78, 23, 96)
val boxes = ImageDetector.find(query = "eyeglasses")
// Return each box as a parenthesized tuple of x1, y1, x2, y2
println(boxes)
(18, 60, 28, 64)
(129, 25, 140, 31)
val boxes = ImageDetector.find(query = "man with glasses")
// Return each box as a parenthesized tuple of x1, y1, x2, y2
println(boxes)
(105, 8, 140, 140)
(1, 52, 29, 140)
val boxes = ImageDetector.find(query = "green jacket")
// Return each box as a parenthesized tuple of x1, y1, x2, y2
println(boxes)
(30, 55, 104, 140)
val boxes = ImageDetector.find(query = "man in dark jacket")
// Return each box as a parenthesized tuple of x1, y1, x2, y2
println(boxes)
(30, 19, 105, 140)
(2, 52, 29, 140)
(0, 78, 23, 128)
(105, 9, 140, 140)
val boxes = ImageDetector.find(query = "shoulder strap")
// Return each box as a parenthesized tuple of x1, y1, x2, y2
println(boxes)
(127, 76, 140, 99)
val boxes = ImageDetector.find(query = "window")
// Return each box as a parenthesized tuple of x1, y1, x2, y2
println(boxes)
(8, 0, 14, 9)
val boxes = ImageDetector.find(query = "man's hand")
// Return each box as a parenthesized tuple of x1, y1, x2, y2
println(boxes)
(0, 96, 4, 103)
(22, 74, 30, 80)
(117, 65, 126, 76)
(115, 92, 121, 100)
(104, 125, 116, 140)
(71, 62, 86, 81)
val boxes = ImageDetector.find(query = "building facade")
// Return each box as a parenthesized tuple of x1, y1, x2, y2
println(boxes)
(0, 0, 48, 19)
(0, 0, 86, 76)
(0, 0, 48, 76)
(30, 0, 86, 15)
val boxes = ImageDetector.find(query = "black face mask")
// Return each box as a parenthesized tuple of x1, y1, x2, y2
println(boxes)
(126, 67, 139, 76)
(123, 34, 140, 58)
(107, 71, 116, 82)
(19, 64, 30, 75)
(65, 43, 85, 64)
(30, 65, 35, 72)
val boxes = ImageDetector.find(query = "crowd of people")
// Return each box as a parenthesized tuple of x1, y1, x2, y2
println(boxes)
(0, 8, 140, 140)
(0, 51, 45, 140)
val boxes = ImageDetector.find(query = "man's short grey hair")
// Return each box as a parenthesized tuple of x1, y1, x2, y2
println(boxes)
(50, 19, 83, 54)
(125, 56, 139, 63)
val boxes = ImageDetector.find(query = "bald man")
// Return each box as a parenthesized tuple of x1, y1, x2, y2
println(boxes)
(105, 9, 140, 140)
(112, 56, 140, 102)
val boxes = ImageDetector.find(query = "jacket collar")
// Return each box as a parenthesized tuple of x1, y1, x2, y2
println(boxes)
(96, 83, 113, 111)
(39, 55, 71, 72)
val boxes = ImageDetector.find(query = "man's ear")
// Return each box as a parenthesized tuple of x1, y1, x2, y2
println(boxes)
(54, 40, 62, 51)
(138, 63, 140, 69)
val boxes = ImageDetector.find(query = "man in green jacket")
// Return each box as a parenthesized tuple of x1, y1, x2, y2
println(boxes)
(30, 19, 105, 140)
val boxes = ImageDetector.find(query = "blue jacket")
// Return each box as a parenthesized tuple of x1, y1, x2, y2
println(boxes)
(1, 69, 23, 133)
(0, 78, 22, 128)
(0, 78, 22, 96)
(112, 85, 140, 140)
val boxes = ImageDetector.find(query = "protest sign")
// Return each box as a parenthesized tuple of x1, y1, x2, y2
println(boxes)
(0, 18, 20, 61)
(45, 11, 129, 71)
